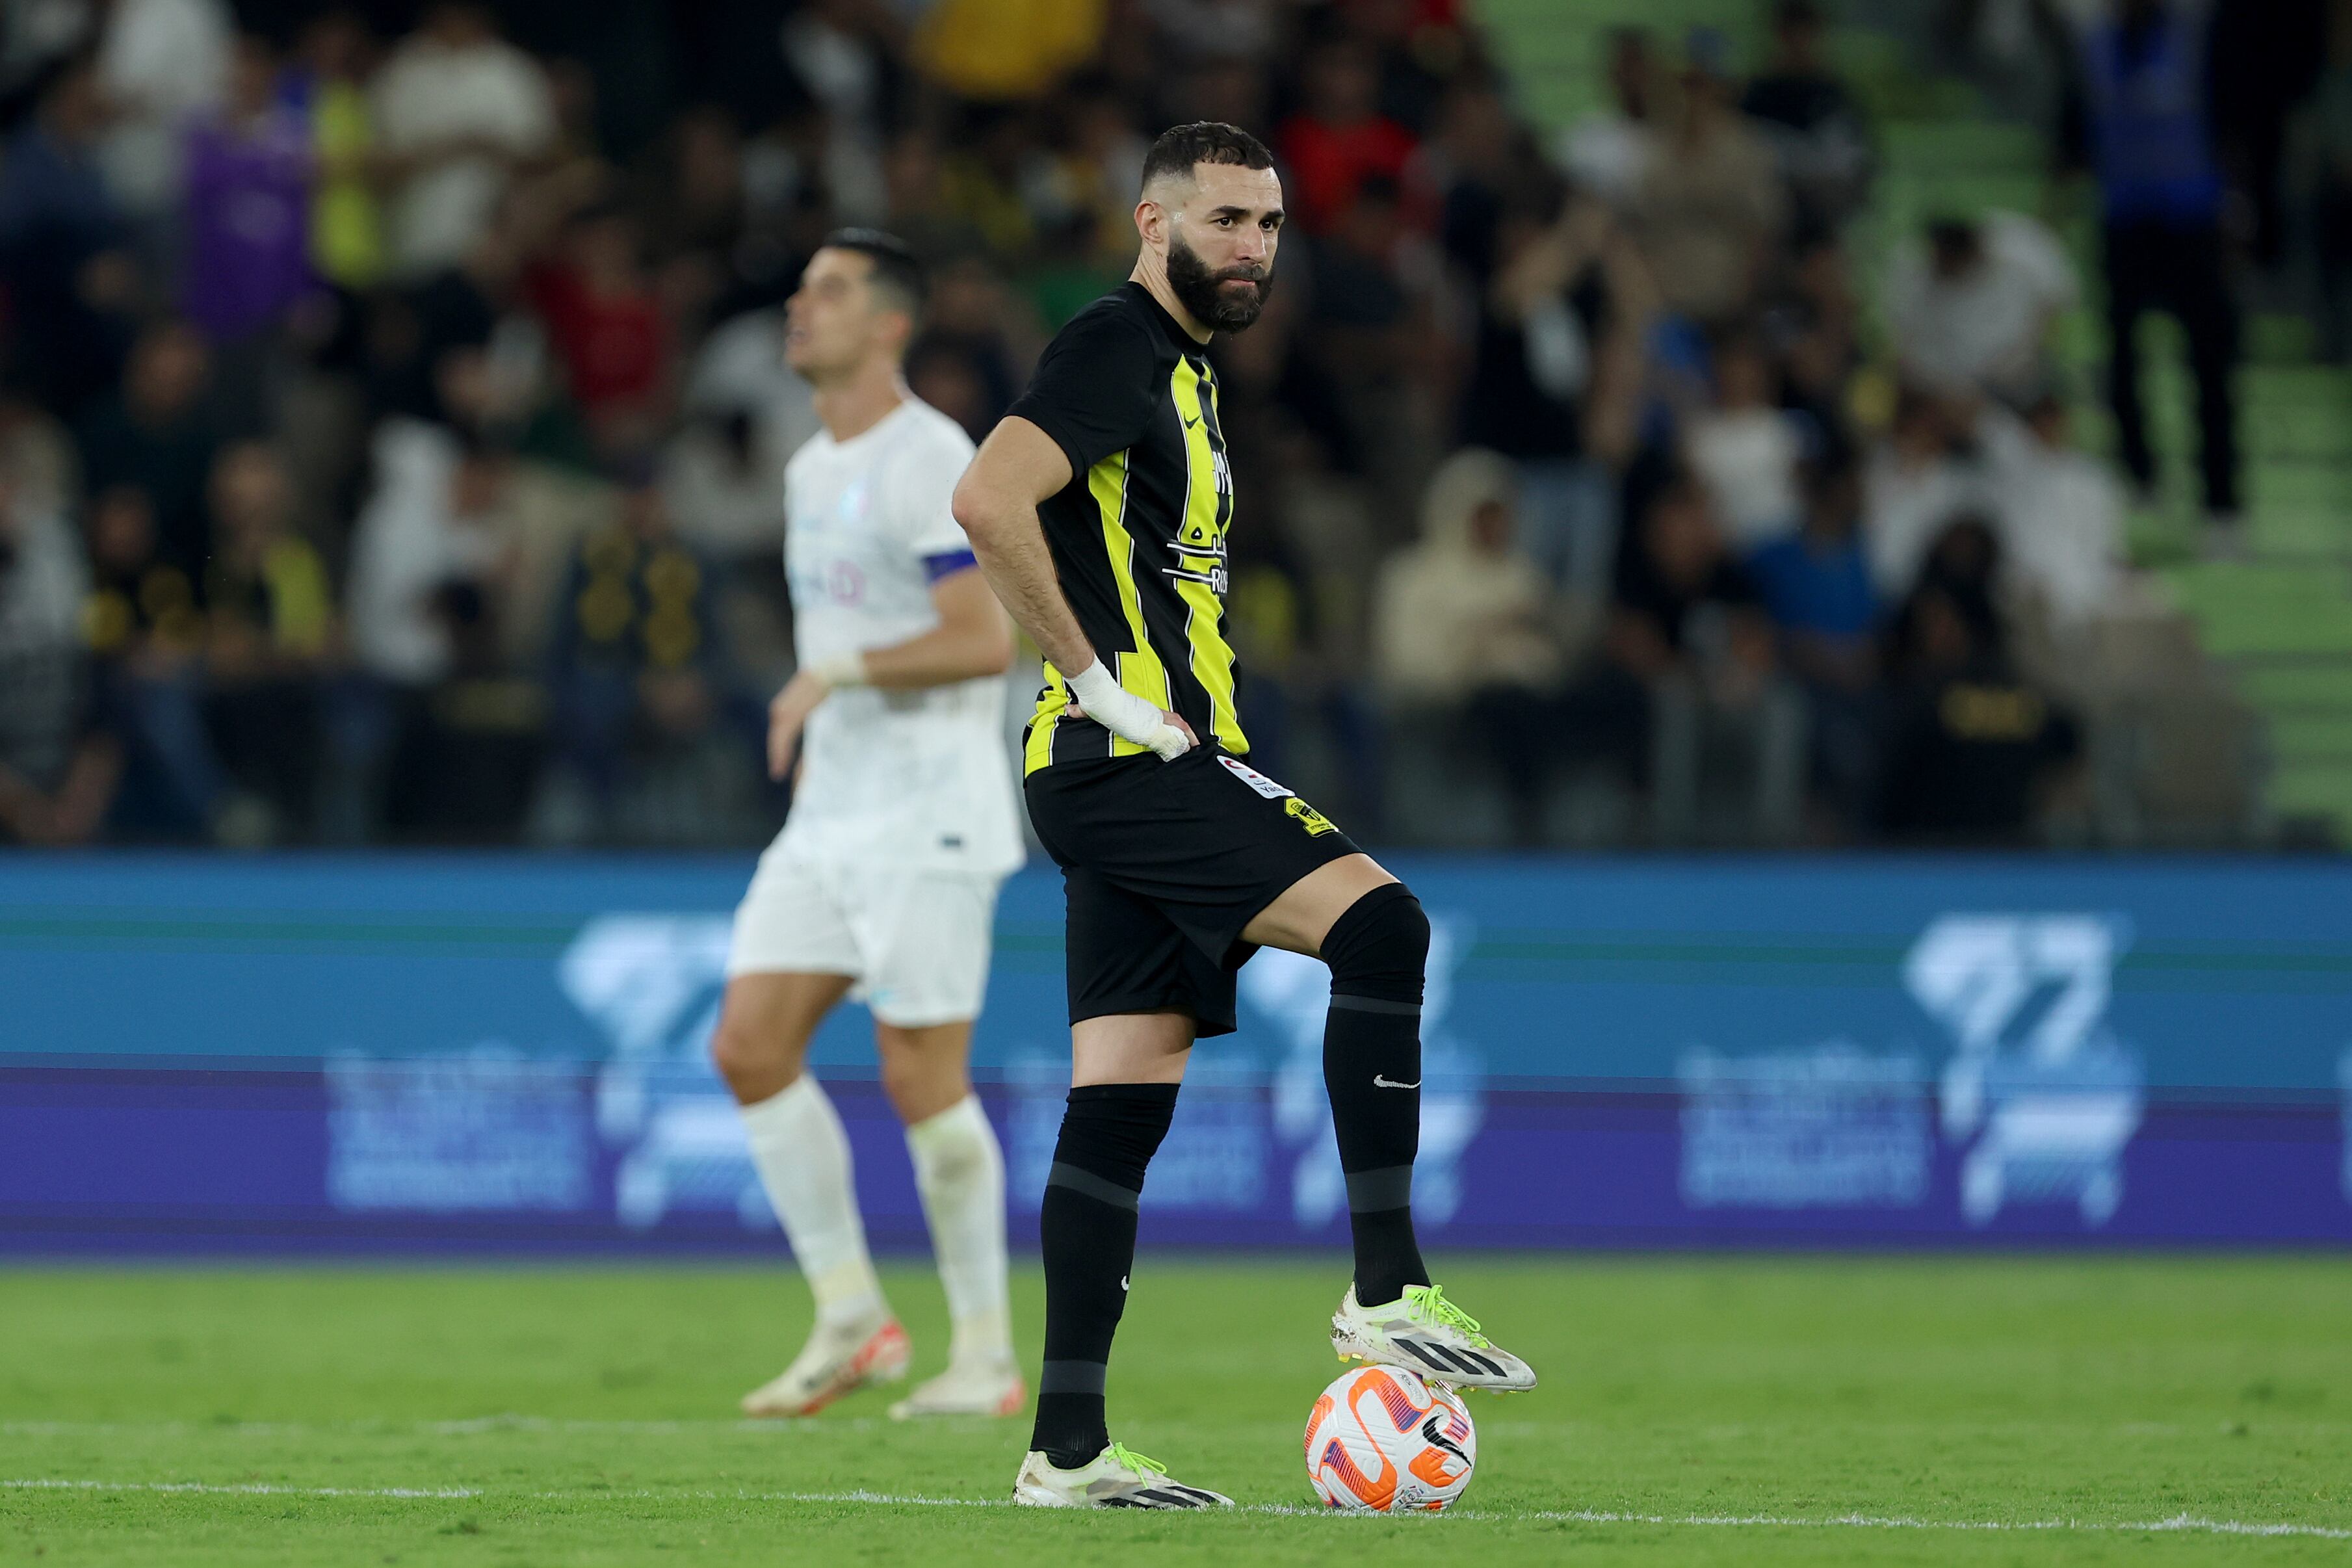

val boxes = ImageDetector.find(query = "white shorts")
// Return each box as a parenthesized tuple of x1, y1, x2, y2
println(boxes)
(725, 852, 1004, 1028)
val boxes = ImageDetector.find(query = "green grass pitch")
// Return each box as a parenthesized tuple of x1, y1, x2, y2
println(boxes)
(3, 1256, 2348, 1565)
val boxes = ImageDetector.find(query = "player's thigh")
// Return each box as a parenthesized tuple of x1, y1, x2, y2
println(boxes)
(849, 869, 1002, 1035)
(872, 1017, 974, 1125)
(709, 971, 856, 1101)
(1064, 861, 1237, 1051)
(1240, 853, 1402, 958)
(1111, 750, 1371, 969)
(1071, 1010, 1197, 1086)
(718, 852, 862, 1095)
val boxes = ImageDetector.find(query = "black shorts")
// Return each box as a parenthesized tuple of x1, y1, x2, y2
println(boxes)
(1023, 746, 1362, 1038)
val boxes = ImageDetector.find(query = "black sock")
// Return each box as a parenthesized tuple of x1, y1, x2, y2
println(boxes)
(1029, 1082, 1179, 1469)
(1322, 883, 1431, 1307)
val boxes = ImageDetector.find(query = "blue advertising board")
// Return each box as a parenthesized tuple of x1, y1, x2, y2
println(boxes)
(1, 856, 2347, 1253)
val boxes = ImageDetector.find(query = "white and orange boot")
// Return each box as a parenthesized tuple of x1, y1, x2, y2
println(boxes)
(888, 1355, 1026, 1420)
(740, 1314, 911, 1417)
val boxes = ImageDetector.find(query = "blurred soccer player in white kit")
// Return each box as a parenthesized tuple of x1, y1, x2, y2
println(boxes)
(710, 229, 1026, 1420)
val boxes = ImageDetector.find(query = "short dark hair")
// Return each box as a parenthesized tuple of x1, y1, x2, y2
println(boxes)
(1141, 122, 1275, 189)
(819, 228, 927, 318)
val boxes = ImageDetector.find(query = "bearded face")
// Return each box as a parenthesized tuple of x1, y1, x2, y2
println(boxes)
(1166, 228, 1275, 332)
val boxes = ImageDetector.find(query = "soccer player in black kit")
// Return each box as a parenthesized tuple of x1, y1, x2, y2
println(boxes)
(952, 122, 1535, 1509)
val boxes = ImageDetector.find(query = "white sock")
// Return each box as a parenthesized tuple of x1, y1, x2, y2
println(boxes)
(905, 1095, 1012, 1368)
(739, 1076, 886, 1329)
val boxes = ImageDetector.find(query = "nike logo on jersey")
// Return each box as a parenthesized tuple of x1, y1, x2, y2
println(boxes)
(1374, 1076, 1420, 1090)
(1182, 413, 1202, 429)
(1119, 1275, 1130, 1292)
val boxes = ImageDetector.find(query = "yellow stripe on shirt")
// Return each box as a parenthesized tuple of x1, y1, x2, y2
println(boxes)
(1091, 447, 1173, 757)
(1169, 358, 1246, 753)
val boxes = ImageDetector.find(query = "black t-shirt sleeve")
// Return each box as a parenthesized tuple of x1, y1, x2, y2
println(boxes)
(1005, 302, 1162, 478)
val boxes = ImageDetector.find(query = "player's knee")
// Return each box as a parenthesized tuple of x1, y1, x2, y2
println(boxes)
(707, 1015, 756, 1089)
(877, 1041, 964, 1125)
(876, 1048, 926, 1112)
(1319, 882, 1429, 1006)
(709, 1010, 794, 1101)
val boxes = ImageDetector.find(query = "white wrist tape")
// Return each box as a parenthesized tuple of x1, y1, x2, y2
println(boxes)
(1066, 659, 1192, 761)
(809, 652, 867, 688)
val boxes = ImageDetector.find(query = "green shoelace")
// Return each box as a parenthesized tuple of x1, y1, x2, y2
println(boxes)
(1402, 1283, 1493, 1348)
(1108, 1441, 1168, 1479)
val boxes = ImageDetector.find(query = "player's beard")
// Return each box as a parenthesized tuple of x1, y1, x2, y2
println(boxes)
(1166, 231, 1274, 333)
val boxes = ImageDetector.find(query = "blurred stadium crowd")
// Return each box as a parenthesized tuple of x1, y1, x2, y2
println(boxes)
(0, 0, 2295, 850)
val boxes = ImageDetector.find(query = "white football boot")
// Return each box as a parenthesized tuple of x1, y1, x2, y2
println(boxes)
(1013, 1443, 1233, 1508)
(887, 1357, 1026, 1420)
(740, 1315, 909, 1417)
(1331, 1283, 1536, 1392)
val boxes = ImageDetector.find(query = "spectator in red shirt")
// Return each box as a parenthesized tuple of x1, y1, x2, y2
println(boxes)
(525, 198, 673, 456)
(1277, 37, 1418, 235)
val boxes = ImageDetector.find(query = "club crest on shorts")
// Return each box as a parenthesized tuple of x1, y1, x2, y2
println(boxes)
(1285, 797, 1339, 837)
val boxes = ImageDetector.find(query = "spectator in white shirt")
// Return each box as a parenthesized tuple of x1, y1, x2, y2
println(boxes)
(94, 0, 231, 224)
(1558, 27, 1658, 211)
(1864, 389, 1991, 599)
(345, 417, 513, 686)
(658, 306, 821, 560)
(1372, 448, 1564, 711)
(1685, 332, 1805, 552)
(1374, 449, 1570, 843)
(1983, 395, 2129, 627)
(781, 0, 893, 226)
(371, 4, 555, 281)
(0, 452, 112, 845)
(1884, 210, 2077, 406)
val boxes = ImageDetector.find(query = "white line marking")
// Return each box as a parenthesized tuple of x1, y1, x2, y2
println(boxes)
(760, 1490, 1002, 1509)
(16, 1417, 2345, 1440)
(6, 1480, 2347, 1537)
(4, 1480, 479, 1500)
(1, 1418, 874, 1437)
(1505, 1507, 2352, 1540)
(423, 1417, 880, 1436)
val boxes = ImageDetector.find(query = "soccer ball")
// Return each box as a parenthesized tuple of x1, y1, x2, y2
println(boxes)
(1303, 1365, 1477, 1513)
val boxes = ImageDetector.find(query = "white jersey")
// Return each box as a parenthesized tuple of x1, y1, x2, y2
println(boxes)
(774, 397, 1023, 876)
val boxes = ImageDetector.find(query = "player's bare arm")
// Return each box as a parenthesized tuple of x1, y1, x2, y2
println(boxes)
(766, 568, 1014, 780)
(951, 422, 1197, 757)
(859, 566, 1015, 687)
(948, 417, 1090, 674)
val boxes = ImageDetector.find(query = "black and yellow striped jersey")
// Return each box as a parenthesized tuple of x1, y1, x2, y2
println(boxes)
(1004, 282, 1248, 776)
